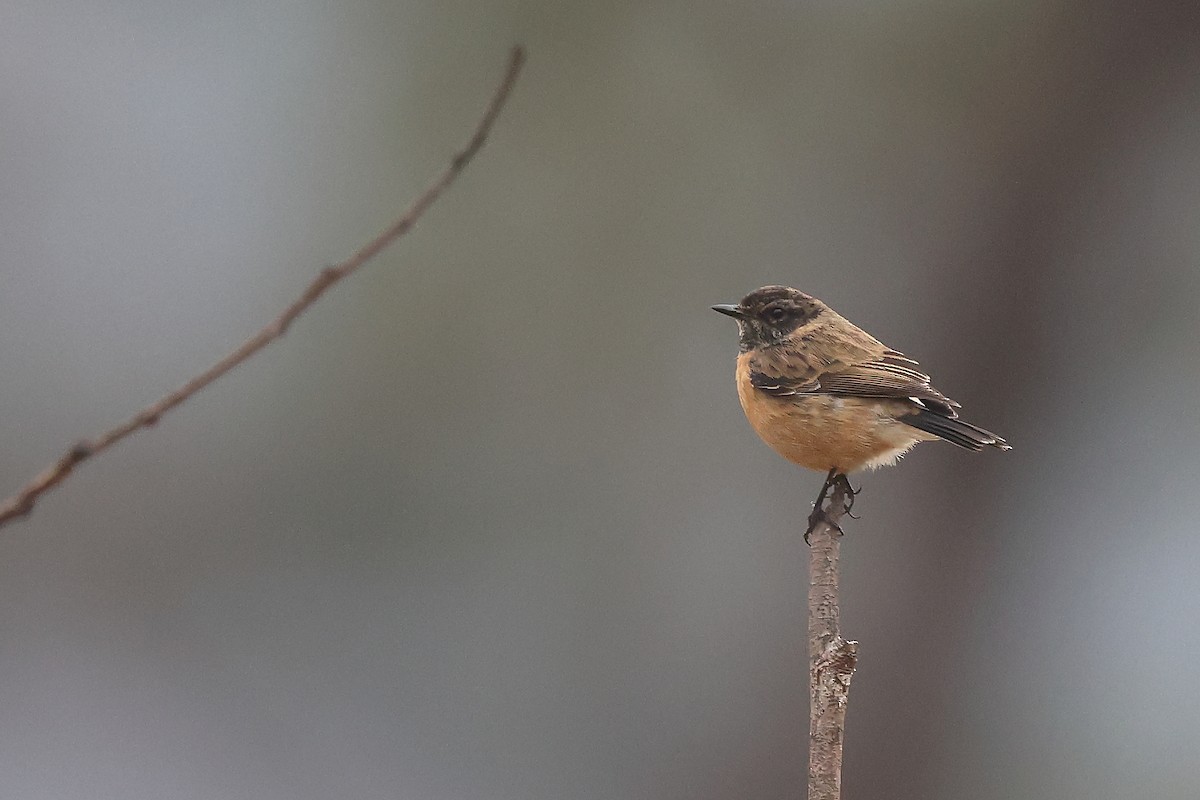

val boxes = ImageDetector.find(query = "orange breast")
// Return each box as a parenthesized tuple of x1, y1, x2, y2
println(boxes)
(734, 353, 932, 473)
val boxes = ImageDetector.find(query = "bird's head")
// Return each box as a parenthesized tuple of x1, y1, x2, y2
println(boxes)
(712, 285, 826, 351)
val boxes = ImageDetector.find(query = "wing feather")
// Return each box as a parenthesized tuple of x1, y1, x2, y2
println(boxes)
(748, 341, 961, 417)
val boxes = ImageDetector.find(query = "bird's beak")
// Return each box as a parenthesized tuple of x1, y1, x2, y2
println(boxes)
(711, 304, 743, 319)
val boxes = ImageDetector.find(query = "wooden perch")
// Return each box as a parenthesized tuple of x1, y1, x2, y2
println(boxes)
(806, 480, 858, 800)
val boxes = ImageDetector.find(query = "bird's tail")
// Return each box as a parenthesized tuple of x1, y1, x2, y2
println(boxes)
(900, 409, 1011, 452)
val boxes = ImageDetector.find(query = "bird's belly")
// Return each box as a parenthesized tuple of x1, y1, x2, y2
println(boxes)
(736, 380, 931, 472)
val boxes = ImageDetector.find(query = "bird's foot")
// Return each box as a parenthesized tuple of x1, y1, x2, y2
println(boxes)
(805, 506, 845, 544)
(833, 474, 861, 519)
(804, 470, 859, 543)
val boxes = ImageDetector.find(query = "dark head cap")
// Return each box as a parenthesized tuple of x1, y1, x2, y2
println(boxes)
(712, 285, 825, 351)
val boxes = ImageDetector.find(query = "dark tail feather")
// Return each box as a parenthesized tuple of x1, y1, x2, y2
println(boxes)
(900, 410, 1011, 452)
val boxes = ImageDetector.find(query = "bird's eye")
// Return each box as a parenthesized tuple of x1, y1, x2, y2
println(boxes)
(768, 307, 787, 323)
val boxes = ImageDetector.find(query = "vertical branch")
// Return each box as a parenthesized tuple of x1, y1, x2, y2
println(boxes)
(807, 481, 858, 800)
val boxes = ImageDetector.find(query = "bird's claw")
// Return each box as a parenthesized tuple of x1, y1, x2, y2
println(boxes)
(833, 474, 860, 518)
(805, 506, 845, 544)
(805, 469, 859, 544)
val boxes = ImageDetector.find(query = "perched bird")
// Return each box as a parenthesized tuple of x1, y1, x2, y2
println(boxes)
(713, 285, 1009, 533)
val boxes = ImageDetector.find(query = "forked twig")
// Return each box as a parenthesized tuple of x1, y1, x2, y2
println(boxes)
(0, 46, 526, 529)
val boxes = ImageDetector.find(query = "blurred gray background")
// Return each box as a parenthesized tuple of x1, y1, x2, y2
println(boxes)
(2, 1, 1199, 798)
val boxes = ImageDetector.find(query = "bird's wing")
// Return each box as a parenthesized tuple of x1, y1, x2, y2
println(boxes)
(748, 347, 962, 417)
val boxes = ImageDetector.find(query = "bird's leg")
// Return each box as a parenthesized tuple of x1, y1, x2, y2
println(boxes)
(805, 468, 843, 544)
(833, 473, 861, 519)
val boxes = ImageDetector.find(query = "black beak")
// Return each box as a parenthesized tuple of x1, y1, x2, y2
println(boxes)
(711, 304, 743, 319)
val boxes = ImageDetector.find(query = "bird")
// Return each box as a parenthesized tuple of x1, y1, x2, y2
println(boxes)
(713, 285, 1009, 536)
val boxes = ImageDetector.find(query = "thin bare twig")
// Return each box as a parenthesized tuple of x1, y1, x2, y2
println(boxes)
(0, 46, 526, 529)
(807, 482, 858, 800)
